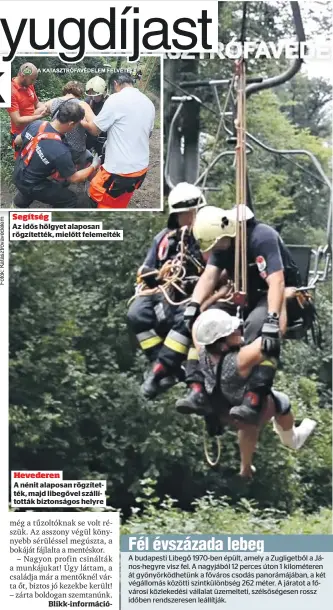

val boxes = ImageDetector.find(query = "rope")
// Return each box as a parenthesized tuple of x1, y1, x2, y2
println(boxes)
(234, 59, 248, 302)
(128, 227, 205, 307)
(203, 421, 222, 467)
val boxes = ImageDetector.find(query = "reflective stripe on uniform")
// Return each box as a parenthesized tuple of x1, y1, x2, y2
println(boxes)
(137, 330, 163, 350)
(164, 330, 191, 355)
(187, 347, 199, 361)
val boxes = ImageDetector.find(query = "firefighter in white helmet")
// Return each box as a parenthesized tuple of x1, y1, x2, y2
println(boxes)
(178, 204, 302, 425)
(127, 182, 207, 399)
(85, 76, 108, 155)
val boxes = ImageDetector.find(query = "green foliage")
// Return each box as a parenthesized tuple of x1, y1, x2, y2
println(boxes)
(121, 480, 332, 535)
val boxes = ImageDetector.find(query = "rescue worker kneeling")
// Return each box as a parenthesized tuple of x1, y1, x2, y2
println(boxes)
(13, 101, 100, 208)
(127, 183, 205, 399)
(193, 309, 317, 477)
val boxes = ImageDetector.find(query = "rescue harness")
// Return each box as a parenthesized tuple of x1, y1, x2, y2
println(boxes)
(19, 121, 62, 181)
(129, 226, 205, 307)
(20, 121, 61, 165)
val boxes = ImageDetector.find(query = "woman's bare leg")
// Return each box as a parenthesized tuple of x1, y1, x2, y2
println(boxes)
(237, 425, 260, 478)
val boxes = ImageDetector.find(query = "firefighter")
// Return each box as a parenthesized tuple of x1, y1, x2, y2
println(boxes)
(7, 63, 48, 159)
(182, 204, 302, 424)
(13, 101, 100, 208)
(84, 76, 108, 156)
(193, 308, 317, 477)
(127, 182, 206, 399)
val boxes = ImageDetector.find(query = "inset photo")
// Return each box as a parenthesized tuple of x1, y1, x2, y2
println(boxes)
(0, 56, 161, 210)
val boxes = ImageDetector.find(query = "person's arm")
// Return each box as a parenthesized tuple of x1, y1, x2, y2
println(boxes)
(255, 228, 285, 316)
(81, 96, 115, 136)
(142, 238, 159, 268)
(201, 283, 233, 312)
(81, 117, 101, 136)
(67, 164, 97, 184)
(43, 98, 56, 113)
(79, 100, 96, 122)
(14, 133, 23, 148)
(266, 270, 285, 316)
(8, 110, 46, 128)
(184, 264, 221, 330)
(35, 101, 47, 113)
(149, 107, 155, 138)
(191, 264, 221, 305)
(56, 151, 100, 184)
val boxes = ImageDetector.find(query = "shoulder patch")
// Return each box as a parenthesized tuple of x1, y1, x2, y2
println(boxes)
(158, 235, 170, 261)
(256, 255, 268, 278)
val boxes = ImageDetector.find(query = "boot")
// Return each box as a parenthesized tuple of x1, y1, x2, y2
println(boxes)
(176, 384, 212, 416)
(13, 191, 33, 208)
(229, 391, 262, 425)
(159, 376, 178, 392)
(140, 363, 169, 399)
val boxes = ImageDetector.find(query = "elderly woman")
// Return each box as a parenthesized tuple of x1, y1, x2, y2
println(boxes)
(192, 308, 316, 478)
(45, 81, 96, 169)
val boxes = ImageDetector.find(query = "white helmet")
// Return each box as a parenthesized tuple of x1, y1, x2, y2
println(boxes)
(227, 204, 254, 222)
(85, 76, 106, 96)
(167, 182, 206, 229)
(194, 309, 241, 346)
(193, 204, 254, 252)
(193, 206, 236, 252)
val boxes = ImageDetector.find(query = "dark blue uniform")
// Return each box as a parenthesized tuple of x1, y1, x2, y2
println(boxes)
(127, 228, 204, 369)
(208, 220, 301, 342)
(85, 96, 108, 155)
(13, 120, 86, 208)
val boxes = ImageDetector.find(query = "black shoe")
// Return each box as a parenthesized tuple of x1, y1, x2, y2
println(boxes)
(176, 390, 212, 416)
(229, 404, 261, 425)
(141, 372, 176, 400)
(13, 191, 33, 208)
(159, 376, 178, 392)
(140, 371, 160, 399)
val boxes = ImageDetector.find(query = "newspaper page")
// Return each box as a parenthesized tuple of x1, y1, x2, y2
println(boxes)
(0, 1, 332, 609)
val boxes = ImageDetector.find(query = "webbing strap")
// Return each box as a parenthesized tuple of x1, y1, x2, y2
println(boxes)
(21, 121, 62, 166)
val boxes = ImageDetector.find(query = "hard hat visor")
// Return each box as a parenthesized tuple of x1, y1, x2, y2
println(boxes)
(172, 197, 201, 210)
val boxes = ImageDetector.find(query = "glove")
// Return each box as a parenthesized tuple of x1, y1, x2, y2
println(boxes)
(91, 152, 101, 170)
(140, 267, 161, 289)
(184, 301, 201, 331)
(261, 313, 280, 358)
